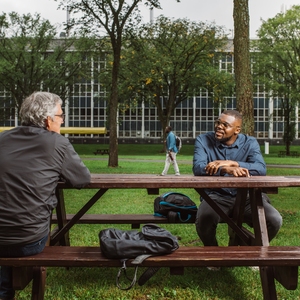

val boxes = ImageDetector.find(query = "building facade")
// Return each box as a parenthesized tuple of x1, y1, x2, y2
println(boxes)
(0, 41, 298, 145)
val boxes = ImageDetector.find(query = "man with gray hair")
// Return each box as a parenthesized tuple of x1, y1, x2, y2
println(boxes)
(0, 92, 91, 300)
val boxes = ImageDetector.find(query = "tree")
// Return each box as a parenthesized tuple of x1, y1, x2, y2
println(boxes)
(233, 0, 254, 135)
(114, 16, 233, 143)
(252, 5, 300, 154)
(57, 0, 172, 167)
(0, 12, 95, 122)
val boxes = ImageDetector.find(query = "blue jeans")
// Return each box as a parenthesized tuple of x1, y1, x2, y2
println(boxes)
(0, 235, 48, 299)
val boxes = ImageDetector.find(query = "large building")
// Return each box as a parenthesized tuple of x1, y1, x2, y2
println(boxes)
(0, 39, 297, 145)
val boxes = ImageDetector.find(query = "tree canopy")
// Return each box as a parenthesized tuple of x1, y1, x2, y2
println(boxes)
(57, 0, 172, 167)
(0, 11, 95, 123)
(107, 16, 234, 141)
(252, 5, 300, 153)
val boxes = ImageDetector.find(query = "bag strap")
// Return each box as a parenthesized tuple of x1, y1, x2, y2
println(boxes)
(138, 267, 161, 286)
(177, 212, 192, 223)
(168, 211, 192, 223)
(116, 255, 152, 290)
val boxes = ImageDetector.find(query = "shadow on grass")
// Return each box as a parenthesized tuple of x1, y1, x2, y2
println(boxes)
(17, 265, 260, 300)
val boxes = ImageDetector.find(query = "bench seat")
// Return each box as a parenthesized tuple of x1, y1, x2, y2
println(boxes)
(93, 149, 109, 155)
(51, 214, 174, 228)
(2, 246, 300, 268)
(1, 246, 299, 300)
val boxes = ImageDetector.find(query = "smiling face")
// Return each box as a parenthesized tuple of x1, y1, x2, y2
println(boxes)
(214, 113, 241, 145)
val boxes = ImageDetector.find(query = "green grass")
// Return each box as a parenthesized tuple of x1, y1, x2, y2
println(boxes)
(16, 144, 300, 300)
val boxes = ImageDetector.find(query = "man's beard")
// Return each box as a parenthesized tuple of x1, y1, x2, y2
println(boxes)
(215, 132, 234, 144)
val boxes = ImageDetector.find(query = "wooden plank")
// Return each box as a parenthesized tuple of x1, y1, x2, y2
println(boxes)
(51, 214, 170, 224)
(53, 189, 69, 246)
(57, 174, 300, 190)
(31, 267, 47, 300)
(2, 246, 300, 268)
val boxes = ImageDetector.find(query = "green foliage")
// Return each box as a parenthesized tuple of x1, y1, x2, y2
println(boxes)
(252, 5, 300, 149)
(0, 11, 96, 116)
(58, 0, 167, 167)
(100, 16, 234, 138)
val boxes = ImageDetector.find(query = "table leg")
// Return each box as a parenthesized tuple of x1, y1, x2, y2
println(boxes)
(249, 188, 279, 300)
(259, 267, 277, 300)
(194, 188, 250, 245)
(50, 188, 108, 246)
(51, 188, 69, 246)
(228, 189, 247, 246)
(31, 266, 46, 300)
(249, 188, 269, 246)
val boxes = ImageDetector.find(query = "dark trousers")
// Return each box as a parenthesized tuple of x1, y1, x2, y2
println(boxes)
(195, 193, 282, 246)
(0, 235, 48, 299)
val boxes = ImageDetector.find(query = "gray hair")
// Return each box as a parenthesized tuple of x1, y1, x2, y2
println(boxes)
(20, 92, 63, 127)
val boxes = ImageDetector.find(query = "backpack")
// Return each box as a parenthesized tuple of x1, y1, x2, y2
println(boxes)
(154, 192, 198, 223)
(99, 224, 179, 290)
(175, 135, 182, 152)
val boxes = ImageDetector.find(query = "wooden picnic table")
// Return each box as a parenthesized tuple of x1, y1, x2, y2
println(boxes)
(50, 174, 300, 300)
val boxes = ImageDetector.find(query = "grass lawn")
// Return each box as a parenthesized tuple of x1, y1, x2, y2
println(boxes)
(16, 144, 300, 300)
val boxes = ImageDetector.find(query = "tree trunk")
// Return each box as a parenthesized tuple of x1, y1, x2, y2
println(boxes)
(108, 48, 121, 167)
(233, 0, 254, 136)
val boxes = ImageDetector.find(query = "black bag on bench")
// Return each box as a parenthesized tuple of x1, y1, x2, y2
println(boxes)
(154, 191, 198, 223)
(99, 223, 179, 290)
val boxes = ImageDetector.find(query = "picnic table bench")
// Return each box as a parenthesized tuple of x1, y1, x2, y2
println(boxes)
(290, 151, 299, 157)
(4, 174, 300, 300)
(51, 213, 173, 229)
(93, 149, 109, 155)
(1, 245, 300, 300)
(278, 150, 299, 157)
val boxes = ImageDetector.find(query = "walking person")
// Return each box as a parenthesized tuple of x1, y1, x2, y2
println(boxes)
(161, 126, 180, 176)
(0, 92, 91, 300)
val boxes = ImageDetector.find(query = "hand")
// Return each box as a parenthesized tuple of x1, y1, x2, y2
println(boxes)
(205, 160, 240, 176)
(221, 166, 250, 177)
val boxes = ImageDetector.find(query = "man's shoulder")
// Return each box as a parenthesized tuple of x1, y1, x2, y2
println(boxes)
(169, 131, 176, 138)
(198, 132, 214, 140)
(21, 126, 70, 145)
(238, 134, 258, 143)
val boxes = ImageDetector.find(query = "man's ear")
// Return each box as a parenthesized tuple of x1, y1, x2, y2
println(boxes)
(235, 126, 241, 135)
(45, 116, 51, 129)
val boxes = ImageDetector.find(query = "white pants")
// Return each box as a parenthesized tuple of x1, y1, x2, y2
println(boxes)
(161, 152, 180, 175)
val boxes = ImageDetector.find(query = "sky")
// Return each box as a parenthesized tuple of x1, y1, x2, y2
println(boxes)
(1, 0, 299, 38)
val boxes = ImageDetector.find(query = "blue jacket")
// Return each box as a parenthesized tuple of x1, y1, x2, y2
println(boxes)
(166, 131, 178, 153)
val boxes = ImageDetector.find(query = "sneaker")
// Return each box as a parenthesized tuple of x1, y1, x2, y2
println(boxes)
(160, 173, 165, 176)
(207, 266, 220, 271)
(175, 173, 180, 176)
